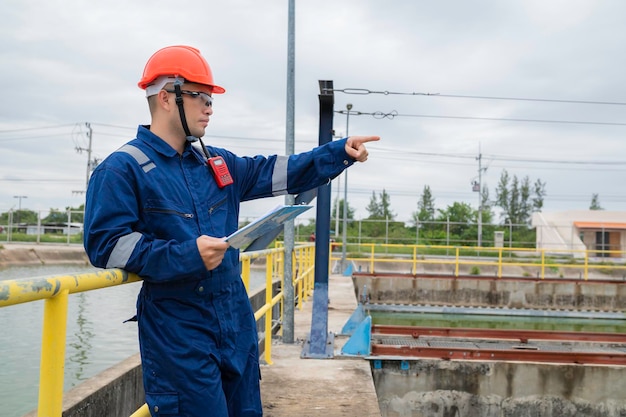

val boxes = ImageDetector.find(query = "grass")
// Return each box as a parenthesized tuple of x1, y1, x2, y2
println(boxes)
(0, 233, 83, 245)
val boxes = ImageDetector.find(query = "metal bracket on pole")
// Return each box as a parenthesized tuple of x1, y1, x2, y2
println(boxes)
(340, 315, 371, 357)
(301, 80, 335, 359)
(340, 303, 367, 335)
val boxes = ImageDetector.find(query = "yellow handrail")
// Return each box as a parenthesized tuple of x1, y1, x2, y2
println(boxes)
(330, 242, 626, 279)
(0, 244, 316, 417)
(0, 269, 141, 417)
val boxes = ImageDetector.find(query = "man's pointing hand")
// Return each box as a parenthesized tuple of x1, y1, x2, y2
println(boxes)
(345, 136, 380, 162)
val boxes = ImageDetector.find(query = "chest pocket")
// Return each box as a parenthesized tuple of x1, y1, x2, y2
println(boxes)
(207, 196, 229, 236)
(143, 199, 196, 241)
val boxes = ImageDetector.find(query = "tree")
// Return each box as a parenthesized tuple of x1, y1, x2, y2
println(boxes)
(495, 169, 546, 225)
(42, 204, 85, 223)
(478, 185, 494, 224)
(43, 209, 67, 223)
(411, 185, 437, 239)
(331, 198, 355, 236)
(436, 202, 476, 243)
(366, 191, 383, 219)
(362, 189, 395, 238)
(366, 189, 394, 220)
(532, 179, 546, 212)
(379, 189, 395, 221)
(331, 198, 355, 221)
(411, 185, 436, 226)
(0, 209, 38, 224)
(590, 193, 603, 210)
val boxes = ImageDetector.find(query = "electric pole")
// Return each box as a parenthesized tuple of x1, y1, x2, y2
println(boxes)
(74, 122, 96, 195)
(283, 0, 296, 344)
(474, 144, 488, 247)
(477, 148, 483, 247)
(341, 103, 352, 271)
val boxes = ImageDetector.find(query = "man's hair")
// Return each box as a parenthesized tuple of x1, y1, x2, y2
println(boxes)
(147, 95, 158, 115)
(146, 82, 175, 115)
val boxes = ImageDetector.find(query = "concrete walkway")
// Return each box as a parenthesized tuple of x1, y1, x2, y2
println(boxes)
(260, 274, 381, 417)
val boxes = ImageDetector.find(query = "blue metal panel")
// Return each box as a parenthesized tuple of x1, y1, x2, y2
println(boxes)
(301, 283, 334, 359)
(301, 80, 335, 359)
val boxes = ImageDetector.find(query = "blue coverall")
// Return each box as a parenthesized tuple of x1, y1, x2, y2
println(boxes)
(83, 125, 354, 417)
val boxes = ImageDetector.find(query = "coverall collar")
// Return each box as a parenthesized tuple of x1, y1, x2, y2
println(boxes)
(136, 124, 190, 159)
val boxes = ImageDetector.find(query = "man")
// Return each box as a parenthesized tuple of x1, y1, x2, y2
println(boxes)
(83, 45, 379, 417)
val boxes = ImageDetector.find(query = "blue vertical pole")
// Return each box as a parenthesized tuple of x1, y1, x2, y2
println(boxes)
(301, 80, 335, 358)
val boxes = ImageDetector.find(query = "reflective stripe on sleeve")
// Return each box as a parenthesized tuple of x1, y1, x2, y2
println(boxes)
(117, 144, 156, 173)
(271, 155, 289, 196)
(106, 232, 142, 269)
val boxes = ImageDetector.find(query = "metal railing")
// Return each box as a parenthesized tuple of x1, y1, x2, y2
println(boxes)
(331, 243, 626, 280)
(0, 244, 315, 417)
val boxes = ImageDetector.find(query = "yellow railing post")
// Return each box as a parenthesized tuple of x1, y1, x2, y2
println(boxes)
(584, 248, 589, 280)
(370, 244, 375, 273)
(264, 252, 274, 365)
(129, 403, 150, 417)
(412, 245, 417, 275)
(241, 256, 251, 292)
(38, 289, 69, 417)
(455, 247, 460, 277)
(498, 248, 503, 278)
(293, 249, 303, 309)
(307, 245, 314, 296)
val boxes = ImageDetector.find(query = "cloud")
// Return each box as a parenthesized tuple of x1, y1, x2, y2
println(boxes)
(0, 0, 625, 221)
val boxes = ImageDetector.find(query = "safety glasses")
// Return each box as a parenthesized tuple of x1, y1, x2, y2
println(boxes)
(165, 89, 213, 107)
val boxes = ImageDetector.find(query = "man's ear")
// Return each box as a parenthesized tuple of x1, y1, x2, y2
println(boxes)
(157, 89, 172, 111)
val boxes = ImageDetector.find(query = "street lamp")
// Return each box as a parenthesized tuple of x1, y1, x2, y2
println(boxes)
(13, 195, 27, 224)
(341, 103, 352, 271)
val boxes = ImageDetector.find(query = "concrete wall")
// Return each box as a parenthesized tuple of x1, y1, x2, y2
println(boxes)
(353, 274, 626, 312)
(0, 244, 89, 267)
(373, 359, 626, 417)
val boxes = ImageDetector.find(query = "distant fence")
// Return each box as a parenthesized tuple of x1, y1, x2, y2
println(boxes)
(4, 212, 622, 254)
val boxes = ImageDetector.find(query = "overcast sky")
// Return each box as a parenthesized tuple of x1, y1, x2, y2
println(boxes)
(1, 0, 625, 224)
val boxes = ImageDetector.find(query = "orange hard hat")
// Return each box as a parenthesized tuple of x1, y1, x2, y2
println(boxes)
(138, 45, 225, 94)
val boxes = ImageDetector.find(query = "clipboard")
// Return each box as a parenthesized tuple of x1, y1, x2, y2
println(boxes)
(225, 204, 313, 249)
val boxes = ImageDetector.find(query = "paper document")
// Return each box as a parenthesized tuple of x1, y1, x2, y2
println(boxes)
(225, 205, 313, 249)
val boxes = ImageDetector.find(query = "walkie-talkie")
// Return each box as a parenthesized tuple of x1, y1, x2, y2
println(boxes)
(207, 155, 233, 188)
(198, 138, 233, 188)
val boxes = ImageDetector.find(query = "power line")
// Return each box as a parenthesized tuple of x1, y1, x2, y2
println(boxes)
(0, 178, 82, 183)
(337, 109, 626, 127)
(90, 122, 135, 131)
(0, 123, 75, 134)
(0, 132, 76, 143)
(371, 145, 626, 166)
(399, 112, 626, 127)
(332, 88, 626, 106)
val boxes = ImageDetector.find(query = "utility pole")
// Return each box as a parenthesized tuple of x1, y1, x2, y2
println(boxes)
(334, 162, 341, 237)
(474, 144, 488, 247)
(13, 195, 27, 224)
(282, 0, 296, 344)
(341, 103, 352, 272)
(74, 122, 95, 195)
